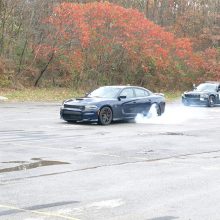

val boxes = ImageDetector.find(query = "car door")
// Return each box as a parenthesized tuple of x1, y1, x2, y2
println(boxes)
(133, 88, 152, 114)
(119, 88, 137, 118)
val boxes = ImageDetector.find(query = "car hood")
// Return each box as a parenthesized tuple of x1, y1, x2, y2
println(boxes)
(64, 97, 114, 106)
(184, 91, 209, 95)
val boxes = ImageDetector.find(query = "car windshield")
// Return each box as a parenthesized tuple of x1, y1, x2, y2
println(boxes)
(88, 87, 121, 98)
(196, 83, 217, 92)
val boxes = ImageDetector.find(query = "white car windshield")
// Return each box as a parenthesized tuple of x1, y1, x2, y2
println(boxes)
(196, 83, 217, 92)
(88, 87, 121, 98)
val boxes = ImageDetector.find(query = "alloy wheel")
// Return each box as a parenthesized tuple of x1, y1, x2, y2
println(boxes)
(98, 107, 113, 125)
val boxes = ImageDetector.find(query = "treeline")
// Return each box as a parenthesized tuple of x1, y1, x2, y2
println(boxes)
(0, 0, 219, 91)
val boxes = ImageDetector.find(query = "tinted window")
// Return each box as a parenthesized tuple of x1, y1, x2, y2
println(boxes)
(120, 88, 135, 98)
(135, 88, 149, 97)
(88, 87, 120, 98)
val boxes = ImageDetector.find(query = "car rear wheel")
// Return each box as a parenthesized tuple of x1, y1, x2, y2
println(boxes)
(145, 103, 161, 118)
(207, 95, 216, 107)
(156, 103, 161, 116)
(152, 103, 161, 116)
(98, 106, 113, 125)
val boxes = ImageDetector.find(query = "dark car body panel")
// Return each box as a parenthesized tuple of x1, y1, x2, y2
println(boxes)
(60, 86, 165, 123)
(182, 82, 220, 106)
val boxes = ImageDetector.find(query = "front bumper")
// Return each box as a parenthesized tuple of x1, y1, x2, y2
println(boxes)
(60, 107, 99, 122)
(182, 96, 208, 106)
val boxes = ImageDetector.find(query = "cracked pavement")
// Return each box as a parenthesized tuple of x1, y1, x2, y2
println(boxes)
(1, 102, 220, 219)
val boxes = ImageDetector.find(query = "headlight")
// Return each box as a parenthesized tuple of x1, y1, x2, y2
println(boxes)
(200, 94, 209, 98)
(62, 98, 74, 105)
(85, 105, 98, 111)
(61, 100, 66, 108)
(182, 92, 188, 97)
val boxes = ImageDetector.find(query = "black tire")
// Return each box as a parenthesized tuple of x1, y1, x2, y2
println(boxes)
(98, 106, 113, 125)
(207, 95, 216, 107)
(145, 103, 161, 118)
(156, 103, 162, 116)
(182, 99, 189, 106)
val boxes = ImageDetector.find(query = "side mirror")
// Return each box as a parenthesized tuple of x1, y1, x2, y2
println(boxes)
(85, 92, 89, 97)
(118, 95, 126, 101)
(193, 84, 196, 90)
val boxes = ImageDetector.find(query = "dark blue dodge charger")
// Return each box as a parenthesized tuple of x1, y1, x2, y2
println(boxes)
(60, 85, 165, 125)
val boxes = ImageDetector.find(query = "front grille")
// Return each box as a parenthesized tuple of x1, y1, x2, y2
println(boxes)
(63, 114, 82, 121)
(62, 110, 82, 121)
(64, 104, 85, 110)
(185, 94, 200, 98)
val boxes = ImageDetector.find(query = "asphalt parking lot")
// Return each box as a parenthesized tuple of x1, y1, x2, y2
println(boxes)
(1, 102, 220, 220)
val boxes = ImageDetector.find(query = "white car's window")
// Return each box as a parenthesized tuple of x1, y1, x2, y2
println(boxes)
(196, 83, 217, 92)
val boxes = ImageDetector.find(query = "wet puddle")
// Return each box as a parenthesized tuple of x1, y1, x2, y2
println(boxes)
(0, 158, 70, 173)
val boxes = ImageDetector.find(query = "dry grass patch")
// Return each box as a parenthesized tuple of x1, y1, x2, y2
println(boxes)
(0, 88, 83, 102)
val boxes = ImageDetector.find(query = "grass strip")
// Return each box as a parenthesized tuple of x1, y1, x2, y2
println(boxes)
(0, 88, 182, 102)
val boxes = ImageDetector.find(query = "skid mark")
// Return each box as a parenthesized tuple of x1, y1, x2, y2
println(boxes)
(0, 159, 70, 174)
(0, 204, 80, 220)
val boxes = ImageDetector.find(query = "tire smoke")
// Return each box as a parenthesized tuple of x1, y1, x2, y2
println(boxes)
(135, 104, 207, 124)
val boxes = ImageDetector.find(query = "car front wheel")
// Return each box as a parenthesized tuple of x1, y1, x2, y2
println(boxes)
(207, 95, 216, 107)
(182, 98, 189, 106)
(98, 106, 113, 125)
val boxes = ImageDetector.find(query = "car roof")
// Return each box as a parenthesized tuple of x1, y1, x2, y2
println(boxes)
(102, 85, 148, 90)
(205, 81, 220, 85)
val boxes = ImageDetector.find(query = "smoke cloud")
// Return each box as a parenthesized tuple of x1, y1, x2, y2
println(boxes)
(135, 104, 207, 124)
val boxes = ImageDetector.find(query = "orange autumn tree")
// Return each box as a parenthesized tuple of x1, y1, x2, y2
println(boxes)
(36, 2, 201, 90)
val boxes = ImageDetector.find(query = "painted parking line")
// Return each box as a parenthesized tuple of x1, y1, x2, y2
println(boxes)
(0, 204, 80, 220)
